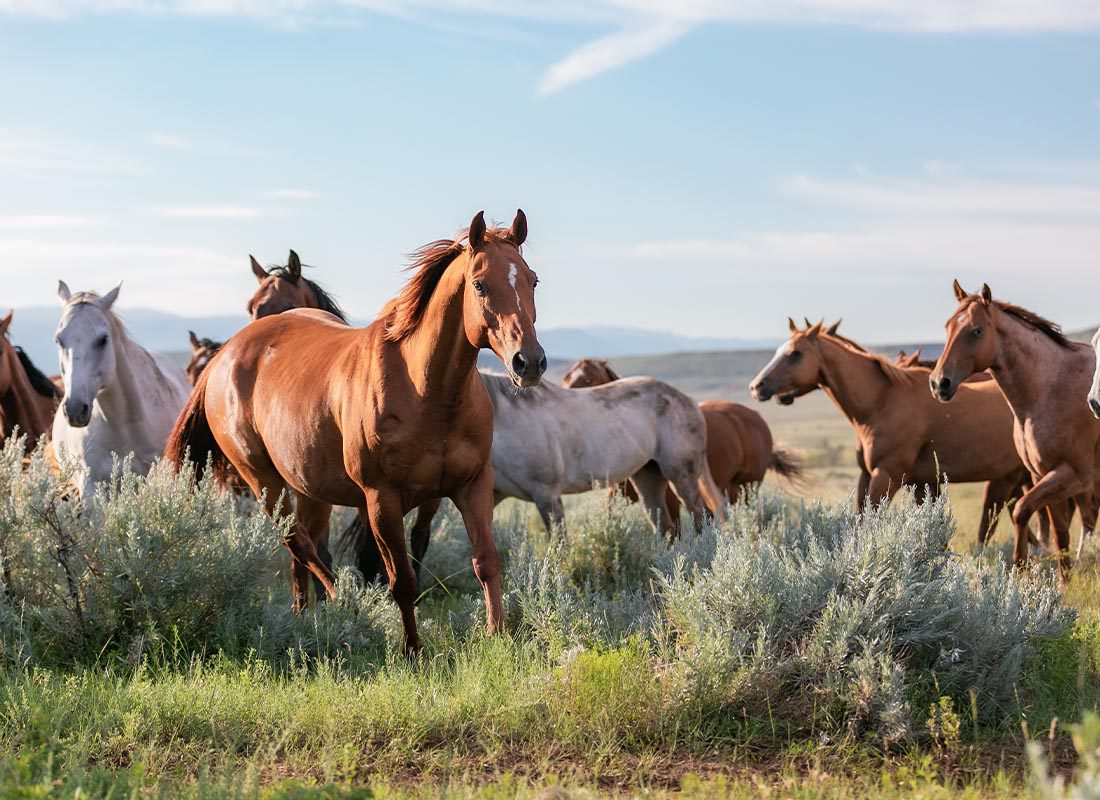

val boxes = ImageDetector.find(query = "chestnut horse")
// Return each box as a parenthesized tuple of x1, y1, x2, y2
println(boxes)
(931, 282, 1100, 579)
(186, 332, 223, 385)
(0, 310, 60, 449)
(561, 357, 804, 509)
(750, 319, 1032, 548)
(167, 210, 545, 653)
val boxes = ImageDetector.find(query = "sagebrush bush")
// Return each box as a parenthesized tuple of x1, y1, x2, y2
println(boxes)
(660, 493, 1071, 743)
(0, 438, 390, 666)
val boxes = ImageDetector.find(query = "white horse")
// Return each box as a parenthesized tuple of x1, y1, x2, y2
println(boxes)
(1090, 327, 1100, 420)
(51, 282, 192, 501)
(460, 372, 724, 535)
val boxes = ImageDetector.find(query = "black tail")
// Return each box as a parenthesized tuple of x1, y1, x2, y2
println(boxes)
(769, 446, 807, 487)
(164, 369, 230, 481)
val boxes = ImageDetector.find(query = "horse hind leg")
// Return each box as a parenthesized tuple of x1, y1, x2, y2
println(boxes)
(363, 487, 422, 654)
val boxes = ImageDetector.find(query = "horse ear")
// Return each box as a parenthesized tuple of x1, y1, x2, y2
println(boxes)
(57, 280, 71, 304)
(509, 209, 527, 247)
(804, 317, 812, 327)
(807, 318, 824, 337)
(468, 211, 486, 250)
(952, 279, 967, 302)
(98, 283, 121, 311)
(788, 317, 798, 333)
(189, 330, 201, 350)
(287, 250, 302, 281)
(980, 283, 993, 303)
(0, 310, 12, 336)
(826, 319, 842, 336)
(250, 256, 266, 282)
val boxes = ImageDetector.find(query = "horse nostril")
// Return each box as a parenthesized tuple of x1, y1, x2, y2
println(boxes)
(511, 352, 529, 376)
(537, 353, 547, 375)
(1090, 397, 1100, 417)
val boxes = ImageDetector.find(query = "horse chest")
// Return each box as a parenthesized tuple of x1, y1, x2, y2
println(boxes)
(368, 408, 488, 489)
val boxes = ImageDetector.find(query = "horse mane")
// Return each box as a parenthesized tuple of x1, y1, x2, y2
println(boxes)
(382, 226, 518, 342)
(990, 299, 1072, 349)
(820, 331, 910, 387)
(195, 337, 223, 351)
(264, 265, 347, 322)
(14, 347, 60, 398)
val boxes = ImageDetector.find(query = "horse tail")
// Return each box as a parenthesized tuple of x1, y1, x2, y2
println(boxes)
(769, 445, 806, 487)
(164, 368, 229, 482)
(697, 463, 727, 523)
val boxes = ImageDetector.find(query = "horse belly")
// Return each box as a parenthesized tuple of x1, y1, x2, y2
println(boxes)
(558, 425, 655, 494)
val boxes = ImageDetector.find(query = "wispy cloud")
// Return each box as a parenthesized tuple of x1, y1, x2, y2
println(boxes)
(149, 205, 266, 220)
(0, 214, 100, 229)
(590, 168, 1100, 282)
(539, 19, 692, 94)
(0, 129, 139, 174)
(147, 132, 200, 151)
(5, 1, 1100, 93)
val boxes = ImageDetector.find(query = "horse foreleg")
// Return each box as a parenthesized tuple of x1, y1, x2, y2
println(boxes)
(533, 494, 565, 536)
(629, 462, 674, 538)
(977, 474, 1020, 553)
(1011, 466, 1085, 583)
(409, 498, 442, 580)
(865, 467, 902, 511)
(450, 467, 505, 635)
(363, 487, 421, 654)
(855, 466, 871, 513)
(1074, 492, 1097, 562)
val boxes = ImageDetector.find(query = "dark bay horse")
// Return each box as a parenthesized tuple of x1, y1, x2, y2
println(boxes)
(167, 210, 545, 652)
(248, 250, 345, 321)
(186, 331, 223, 385)
(0, 310, 60, 449)
(931, 281, 1100, 580)
(561, 358, 804, 514)
(751, 319, 1033, 549)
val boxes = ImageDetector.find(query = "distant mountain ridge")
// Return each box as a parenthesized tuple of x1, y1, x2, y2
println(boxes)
(7, 304, 1094, 377)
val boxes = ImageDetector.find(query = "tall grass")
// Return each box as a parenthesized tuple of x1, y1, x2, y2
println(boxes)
(0, 434, 1090, 793)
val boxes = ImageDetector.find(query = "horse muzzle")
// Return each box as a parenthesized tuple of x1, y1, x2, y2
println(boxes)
(929, 374, 957, 402)
(749, 380, 773, 402)
(64, 398, 92, 428)
(509, 347, 547, 388)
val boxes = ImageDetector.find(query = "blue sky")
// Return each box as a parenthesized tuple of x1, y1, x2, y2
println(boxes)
(1, 1, 1098, 345)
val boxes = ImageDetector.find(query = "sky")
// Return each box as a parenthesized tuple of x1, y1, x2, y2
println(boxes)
(1, 0, 1099, 346)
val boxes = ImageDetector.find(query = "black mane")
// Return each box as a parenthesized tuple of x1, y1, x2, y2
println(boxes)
(267, 265, 347, 322)
(14, 347, 60, 399)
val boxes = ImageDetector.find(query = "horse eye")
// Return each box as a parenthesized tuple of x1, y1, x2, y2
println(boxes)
(472, 280, 487, 296)
(789, 350, 802, 362)
(972, 326, 984, 339)
(96, 334, 108, 349)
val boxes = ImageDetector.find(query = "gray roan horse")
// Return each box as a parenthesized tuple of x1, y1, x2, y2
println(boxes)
(353, 371, 726, 583)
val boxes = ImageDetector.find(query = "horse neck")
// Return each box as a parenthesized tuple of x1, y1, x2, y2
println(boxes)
(815, 338, 896, 426)
(95, 314, 159, 425)
(399, 255, 480, 399)
(0, 339, 51, 439)
(987, 312, 1072, 417)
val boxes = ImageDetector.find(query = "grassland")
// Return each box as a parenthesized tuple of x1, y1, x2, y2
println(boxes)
(6, 335, 1099, 798)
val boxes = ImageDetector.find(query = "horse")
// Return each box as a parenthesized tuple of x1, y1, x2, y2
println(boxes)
(186, 331, 223, 385)
(52, 283, 192, 502)
(166, 210, 545, 653)
(248, 250, 346, 321)
(0, 310, 60, 449)
(561, 357, 804, 509)
(1090, 327, 1100, 419)
(930, 281, 1100, 580)
(750, 318, 1033, 549)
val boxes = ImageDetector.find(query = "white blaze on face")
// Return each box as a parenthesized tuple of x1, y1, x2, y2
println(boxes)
(757, 340, 794, 383)
(1090, 328, 1100, 411)
(508, 262, 520, 309)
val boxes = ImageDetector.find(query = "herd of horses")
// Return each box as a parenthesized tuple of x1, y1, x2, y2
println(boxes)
(1, 209, 1098, 653)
